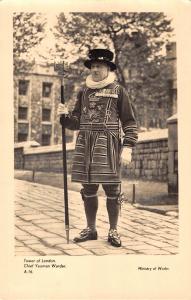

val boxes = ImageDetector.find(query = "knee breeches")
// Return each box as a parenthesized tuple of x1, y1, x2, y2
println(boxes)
(82, 184, 120, 199)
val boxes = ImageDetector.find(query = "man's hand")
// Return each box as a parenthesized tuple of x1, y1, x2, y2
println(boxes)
(57, 103, 69, 116)
(121, 147, 132, 164)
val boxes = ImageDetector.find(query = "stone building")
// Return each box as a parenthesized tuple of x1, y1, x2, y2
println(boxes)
(14, 64, 74, 145)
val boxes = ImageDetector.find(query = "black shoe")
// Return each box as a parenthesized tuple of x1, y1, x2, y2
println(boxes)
(73, 228, 98, 243)
(108, 229, 121, 247)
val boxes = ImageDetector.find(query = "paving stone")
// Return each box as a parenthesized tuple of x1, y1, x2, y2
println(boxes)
(18, 214, 51, 221)
(15, 228, 31, 235)
(15, 246, 33, 252)
(15, 221, 34, 227)
(63, 249, 93, 255)
(21, 229, 57, 239)
(55, 243, 82, 250)
(15, 234, 33, 241)
(80, 241, 109, 249)
(45, 213, 64, 219)
(161, 247, 179, 254)
(38, 249, 65, 255)
(17, 225, 42, 232)
(39, 224, 65, 232)
(42, 236, 67, 245)
(91, 248, 129, 255)
(32, 218, 61, 224)
(84, 249, 108, 255)
(48, 226, 66, 233)
(19, 239, 41, 245)
(125, 250, 138, 254)
(29, 244, 57, 253)
(121, 241, 147, 247)
(144, 240, 173, 248)
(125, 243, 159, 251)
(15, 241, 25, 247)
(136, 249, 172, 255)
(15, 251, 40, 256)
(165, 241, 179, 247)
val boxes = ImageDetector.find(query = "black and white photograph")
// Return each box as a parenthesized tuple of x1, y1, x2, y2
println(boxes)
(1, 1, 191, 299)
(13, 11, 178, 256)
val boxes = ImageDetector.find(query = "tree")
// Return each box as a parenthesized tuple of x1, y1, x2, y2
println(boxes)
(54, 12, 174, 128)
(13, 12, 46, 73)
(54, 12, 172, 82)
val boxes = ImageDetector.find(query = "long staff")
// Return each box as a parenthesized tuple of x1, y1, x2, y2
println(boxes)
(54, 62, 69, 243)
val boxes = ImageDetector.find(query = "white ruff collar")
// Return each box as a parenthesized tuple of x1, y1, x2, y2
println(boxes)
(86, 72, 116, 89)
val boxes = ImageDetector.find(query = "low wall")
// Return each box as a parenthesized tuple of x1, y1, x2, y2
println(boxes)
(167, 114, 178, 193)
(14, 146, 24, 169)
(14, 131, 169, 182)
(122, 138, 168, 181)
(22, 144, 74, 173)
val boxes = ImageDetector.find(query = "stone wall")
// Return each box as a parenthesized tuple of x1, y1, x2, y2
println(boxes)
(15, 135, 169, 182)
(167, 114, 178, 193)
(14, 146, 24, 169)
(122, 138, 168, 181)
(24, 150, 74, 173)
(23, 144, 74, 173)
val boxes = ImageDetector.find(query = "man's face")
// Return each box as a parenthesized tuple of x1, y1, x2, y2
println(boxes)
(90, 62, 109, 82)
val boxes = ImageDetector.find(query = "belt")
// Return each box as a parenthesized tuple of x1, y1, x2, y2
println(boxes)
(80, 123, 119, 131)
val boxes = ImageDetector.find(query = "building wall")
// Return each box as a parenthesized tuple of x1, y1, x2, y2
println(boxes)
(14, 65, 74, 146)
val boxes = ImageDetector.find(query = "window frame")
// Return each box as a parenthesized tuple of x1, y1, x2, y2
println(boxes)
(42, 82, 52, 98)
(18, 133, 28, 142)
(41, 134, 51, 146)
(18, 80, 29, 96)
(42, 108, 51, 122)
(18, 106, 28, 120)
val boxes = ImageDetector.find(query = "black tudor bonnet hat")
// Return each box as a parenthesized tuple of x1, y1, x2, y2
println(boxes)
(84, 49, 116, 71)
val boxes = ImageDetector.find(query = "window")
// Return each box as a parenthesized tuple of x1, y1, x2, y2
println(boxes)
(19, 80, 29, 95)
(42, 82, 52, 97)
(18, 133, 28, 142)
(18, 107, 28, 120)
(42, 108, 51, 122)
(42, 134, 51, 146)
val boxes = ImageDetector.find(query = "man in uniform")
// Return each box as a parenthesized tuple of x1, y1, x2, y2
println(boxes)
(57, 49, 138, 247)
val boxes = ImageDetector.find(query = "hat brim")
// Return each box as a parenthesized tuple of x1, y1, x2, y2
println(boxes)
(84, 59, 116, 71)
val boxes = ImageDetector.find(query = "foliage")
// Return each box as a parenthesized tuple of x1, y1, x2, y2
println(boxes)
(13, 12, 46, 73)
(53, 12, 174, 127)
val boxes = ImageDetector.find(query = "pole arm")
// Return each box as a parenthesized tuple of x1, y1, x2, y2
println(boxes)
(54, 62, 70, 244)
(60, 77, 70, 243)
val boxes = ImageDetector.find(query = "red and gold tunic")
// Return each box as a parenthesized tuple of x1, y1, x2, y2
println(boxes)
(63, 82, 138, 184)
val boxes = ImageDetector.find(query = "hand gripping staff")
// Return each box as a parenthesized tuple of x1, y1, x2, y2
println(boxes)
(54, 62, 69, 243)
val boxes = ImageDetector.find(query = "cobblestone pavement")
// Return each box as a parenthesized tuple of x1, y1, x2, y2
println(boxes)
(15, 179, 179, 256)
